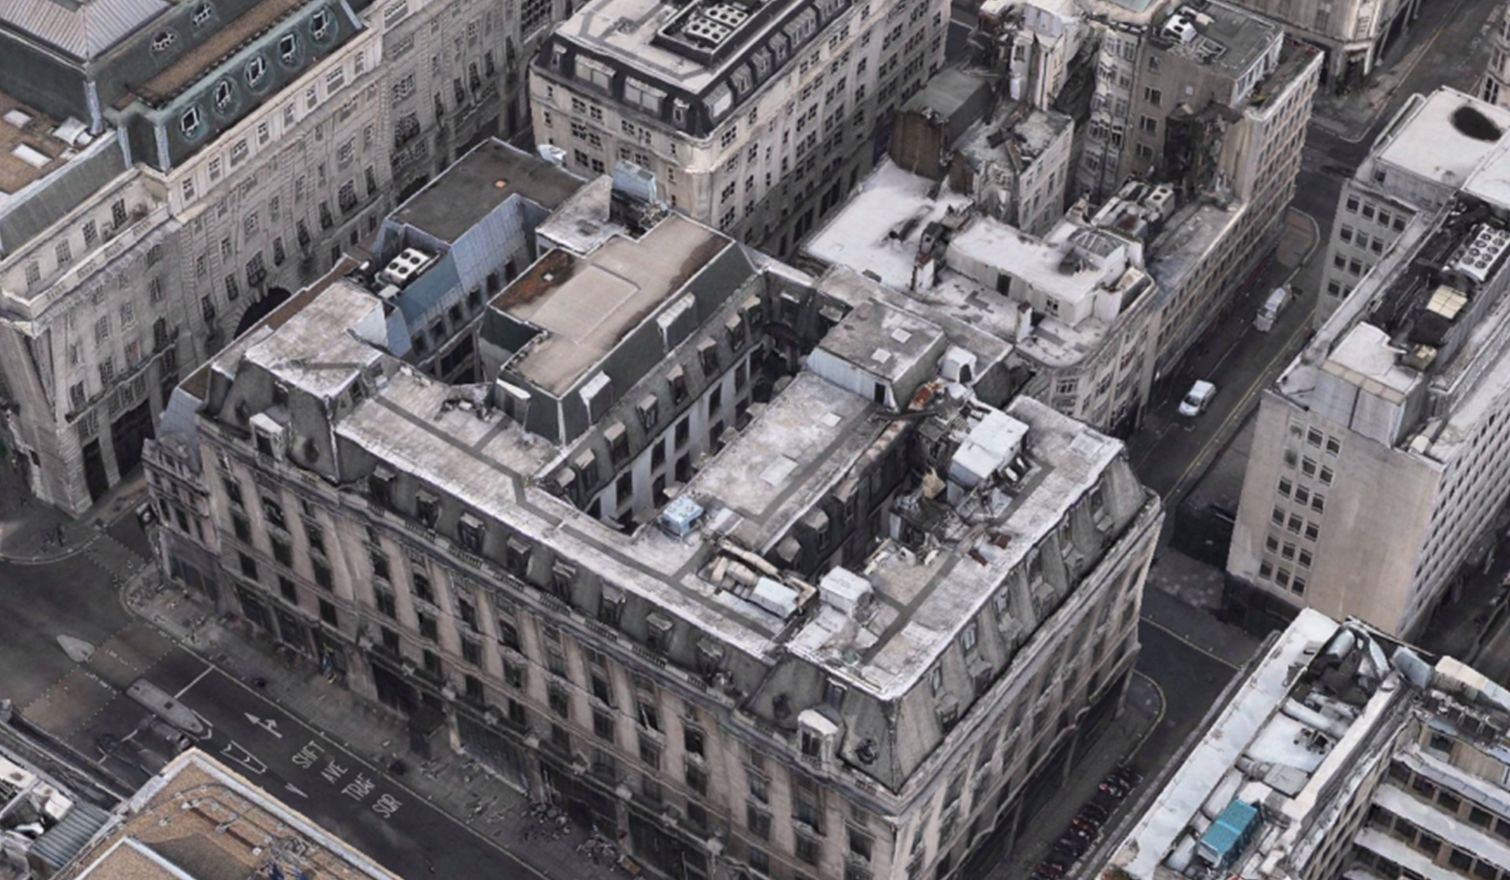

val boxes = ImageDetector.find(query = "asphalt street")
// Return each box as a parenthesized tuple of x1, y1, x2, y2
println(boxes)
(0, 542, 545, 879)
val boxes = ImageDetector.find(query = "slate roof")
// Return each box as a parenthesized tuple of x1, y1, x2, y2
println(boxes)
(1, 0, 169, 60)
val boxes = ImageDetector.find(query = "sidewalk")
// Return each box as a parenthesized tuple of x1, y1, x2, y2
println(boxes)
(0, 467, 149, 564)
(125, 572, 628, 880)
(1310, 39, 1431, 143)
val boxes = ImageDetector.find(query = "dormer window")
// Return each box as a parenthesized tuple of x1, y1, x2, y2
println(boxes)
(245, 56, 267, 88)
(151, 30, 177, 53)
(278, 33, 300, 66)
(310, 9, 334, 41)
(179, 107, 202, 137)
(192, 3, 214, 27)
(214, 79, 235, 112)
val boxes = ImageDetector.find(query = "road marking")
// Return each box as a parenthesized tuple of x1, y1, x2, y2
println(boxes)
(244, 712, 284, 738)
(285, 783, 310, 799)
(1141, 614, 1239, 670)
(174, 666, 213, 698)
(220, 740, 268, 776)
(157, 646, 552, 879)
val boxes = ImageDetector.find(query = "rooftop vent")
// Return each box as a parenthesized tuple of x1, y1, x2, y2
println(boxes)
(378, 248, 435, 288)
(1448, 224, 1510, 285)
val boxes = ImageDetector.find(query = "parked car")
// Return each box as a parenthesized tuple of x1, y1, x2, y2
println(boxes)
(1178, 380, 1216, 417)
(1254, 284, 1292, 332)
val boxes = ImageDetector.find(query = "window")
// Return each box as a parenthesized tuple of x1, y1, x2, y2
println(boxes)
(181, 106, 203, 137)
(246, 55, 267, 87)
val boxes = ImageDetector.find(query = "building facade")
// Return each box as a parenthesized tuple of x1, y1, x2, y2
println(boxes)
(0, 0, 567, 514)
(1227, 137, 1510, 637)
(1483, 0, 1510, 110)
(529, 0, 950, 256)
(145, 145, 1163, 880)
(1104, 610, 1510, 880)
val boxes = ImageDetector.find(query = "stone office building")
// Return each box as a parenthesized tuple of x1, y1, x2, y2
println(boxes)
(0, 0, 568, 514)
(146, 145, 1162, 880)
(529, 0, 950, 256)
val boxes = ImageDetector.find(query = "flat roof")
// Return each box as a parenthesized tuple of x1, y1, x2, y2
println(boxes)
(1154, 1, 1280, 79)
(1374, 88, 1510, 191)
(0, 91, 82, 198)
(494, 214, 730, 396)
(687, 372, 881, 552)
(552, 0, 810, 94)
(60, 750, 397, 880)
(242, 278, 382, 397)
(393, 140, 584, 243)
(817, 300, 947, 384)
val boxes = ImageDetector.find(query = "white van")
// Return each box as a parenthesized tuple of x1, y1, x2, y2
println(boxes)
(1178, 380, 1216, 417)
(1254, 285, 1292, 332)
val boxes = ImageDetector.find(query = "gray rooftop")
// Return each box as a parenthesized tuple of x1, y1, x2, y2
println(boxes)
(1, 0, 168, 60)
(393, 140, 586, 244)
(493, 214, 731, 396)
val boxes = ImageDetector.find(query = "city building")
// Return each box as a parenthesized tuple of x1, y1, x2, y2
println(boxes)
(886, 66, 1075, 236)
(1227, 136, 1510, 637)
(1102, 609, 1510, 880)
(982, 0, 1091, 115)
(145, 143, 1162, 880)
(528, 0, 950, 255)
(805, 160, 1160, 434)
(1223, 0, 1420, 93)
(0, 705, 120, 880)
(1482, 0, 1510, 110)
(1077, 0, 1286, 203)
(806, 32, 1316, 435)
(377, 0, 569, 200)
(1315, 87, 1510, 327)
(0, 0, 574, 515)
(145, 137, 582, 612)
(56, 749, 398, 880)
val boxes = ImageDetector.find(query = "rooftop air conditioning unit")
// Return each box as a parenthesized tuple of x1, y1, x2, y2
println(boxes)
(378, 248, 435, 288)
(1162, 15, 1196, 43)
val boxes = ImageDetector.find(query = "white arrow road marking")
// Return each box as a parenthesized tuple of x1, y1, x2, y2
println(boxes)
(284, 783, 309, 799)
(220, 740, 267, 776)
(244, 713, 284, 739)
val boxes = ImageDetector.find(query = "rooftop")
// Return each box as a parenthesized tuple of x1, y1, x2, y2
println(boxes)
(59, 750, 397, 880)
(815, 299, 947, 385)
(1105, 610, 1510, 880)
(392, 140, 585, 244)
(549, 0, 837, 95)
(805, 160, 1149, 371)
(493, 213, 730, 397)
(1373, 88, 1510, 192)
(0, 91, 92, 201)
(0, 0, 168, 60)
(241, 276, 384, 398)
(787, 394, 1129, 695)
(132, 0, 309, 107)
(1148, 1, 1281, 80)
(686, 371, 882, 553)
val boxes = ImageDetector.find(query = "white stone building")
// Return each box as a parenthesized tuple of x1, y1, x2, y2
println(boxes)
(528, 0, 950, 256)
(144, 147, 1163, 880)
(1228, 135, 1510, 637)
(0, 0, 572, 514)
